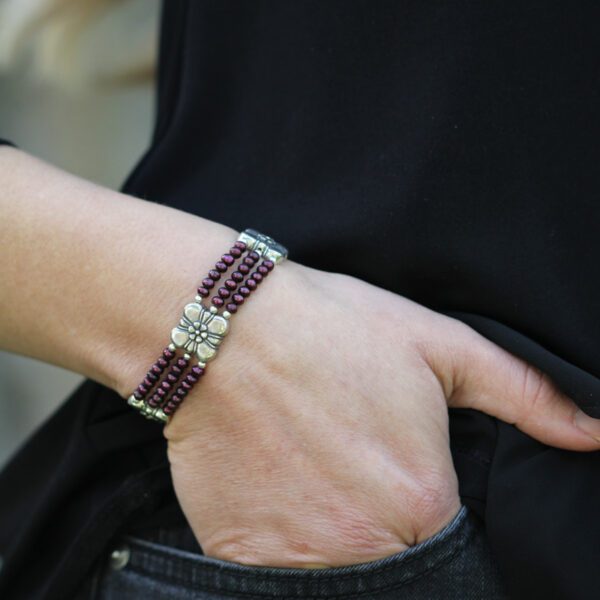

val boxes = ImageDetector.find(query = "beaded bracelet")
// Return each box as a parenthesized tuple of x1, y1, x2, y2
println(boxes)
(127, 228, 288, 423)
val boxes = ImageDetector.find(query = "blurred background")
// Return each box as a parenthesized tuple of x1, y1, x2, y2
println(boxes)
(0, 0, 160, 466)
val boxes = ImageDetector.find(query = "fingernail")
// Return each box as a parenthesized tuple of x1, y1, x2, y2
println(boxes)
(574, 409, 600, 442)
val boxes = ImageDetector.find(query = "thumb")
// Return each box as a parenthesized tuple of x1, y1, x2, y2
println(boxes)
(430, 321, 600, 451)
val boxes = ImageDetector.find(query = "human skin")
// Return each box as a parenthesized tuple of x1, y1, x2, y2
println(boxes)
(2, 147, 600, 567)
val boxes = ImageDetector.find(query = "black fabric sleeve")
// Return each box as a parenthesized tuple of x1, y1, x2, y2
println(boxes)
(0, 138, 16, 147)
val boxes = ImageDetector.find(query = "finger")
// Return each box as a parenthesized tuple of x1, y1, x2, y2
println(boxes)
(434, 322, 600, 451)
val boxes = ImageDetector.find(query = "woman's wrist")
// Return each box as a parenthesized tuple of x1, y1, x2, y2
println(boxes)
(107, 217, 240, 400)
(0, 148, 241, 397)
(119, 228, 291, 422)
(161, 257, 314, 439)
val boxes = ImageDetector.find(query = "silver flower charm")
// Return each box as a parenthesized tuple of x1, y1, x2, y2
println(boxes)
(171, 303, 229, 362)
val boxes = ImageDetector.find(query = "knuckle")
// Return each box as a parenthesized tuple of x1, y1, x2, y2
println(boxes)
(406, 471, 457, 525)
(399, 469, 460, 544)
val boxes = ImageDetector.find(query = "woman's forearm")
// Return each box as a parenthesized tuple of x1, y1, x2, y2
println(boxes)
(0, 147, 237, 396)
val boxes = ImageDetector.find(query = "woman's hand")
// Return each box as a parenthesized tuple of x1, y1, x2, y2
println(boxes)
(163, 261, 600, 568)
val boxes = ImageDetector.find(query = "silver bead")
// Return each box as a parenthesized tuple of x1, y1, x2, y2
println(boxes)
(127, 395, 144, 409)
(168, 343, 176, 352)
(140, 404, 153, 418)
(153, 408, 169, 424)
(223, 310, 231, 319)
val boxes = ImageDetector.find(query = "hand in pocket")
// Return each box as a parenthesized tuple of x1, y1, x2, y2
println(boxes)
(164, 262, 600, 568)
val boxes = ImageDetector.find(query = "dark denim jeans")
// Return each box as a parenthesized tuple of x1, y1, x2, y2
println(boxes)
(84, 506, 508, 599)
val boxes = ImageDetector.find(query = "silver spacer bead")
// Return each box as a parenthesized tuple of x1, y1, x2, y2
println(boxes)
(183, 353, 191, 360)
(238, 228, 288, 264)
(195, 295, 203, 302)
(223, 310, 231, 319)
(168, 343, 176, 352)
(209, 305, 218, 314)
(127, 395, 144, 410)
(153, 408, 169, 424)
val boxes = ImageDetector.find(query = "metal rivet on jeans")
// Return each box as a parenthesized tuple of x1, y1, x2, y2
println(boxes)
(109, 545, 130, 570)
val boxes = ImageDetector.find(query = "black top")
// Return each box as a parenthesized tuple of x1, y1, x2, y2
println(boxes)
(1, 2, 599, 598)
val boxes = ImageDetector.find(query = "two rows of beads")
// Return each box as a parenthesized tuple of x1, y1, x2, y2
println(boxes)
(195, 240, 275, 315)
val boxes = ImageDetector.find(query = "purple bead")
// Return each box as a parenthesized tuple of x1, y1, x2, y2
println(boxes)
(229, 247, 243, 258)
(177, 358, 188, 369)
(221, 254, 235, 266)
(212, 296, 225, 307)
(234, 240, 247, 250)
(163, 348, 175, 360)
(231, 271, 244, 282)
(202, 278, 215, 289)
(208, 269, 221, 281)
(181, 380, 192, 391)
(262, 259, 274, 271)
(175, 387, 187, 397)
(151, 365, 163, 375)
(161, 381, 171, 391)
(246, 279, 257, 290)
(226, 302, 238, 313)
(157, 357, 168, 369)
(143, 377, 154, 389)
(157, 387, 167, 398)
(258, 265, 269, 275)
(191, 365, 205, 377)
(232, 293, 244, 305)
(243, 256, 256, 266)
(186, 374, 198, 384)
(197, 286, 209, 297)
(251, 272, 263, 283)
(167, 373, 178, 383)
(148, 394, 161, 408)
(146, 372, 158, 383)
(218, 287, 231, 299)
(215, 261, 228, 272)
(163, 404, 175, 415)
(137, 384, 149, 395)
(238, 264, 250, 274)
(172, 365, 182, 375)
(239, 286, 251, 297)
(248, 250, 260, 261)
(133, 390, 143, 400)
(224, 279, 237, 290)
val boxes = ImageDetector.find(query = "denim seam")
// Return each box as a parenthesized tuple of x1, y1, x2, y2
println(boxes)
(123, 507, 468, 585)
(127, 526, 453, 585)
(119, 510, 471, 598)
(321, 532, 470, 600)
(123, 530, 468, 600)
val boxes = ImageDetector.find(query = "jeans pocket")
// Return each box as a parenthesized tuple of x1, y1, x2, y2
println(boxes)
(94, 505, 508, 600)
